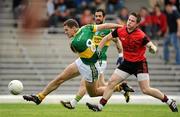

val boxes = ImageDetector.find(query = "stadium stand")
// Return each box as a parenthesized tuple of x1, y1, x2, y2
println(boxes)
(0, 0, 180, 97)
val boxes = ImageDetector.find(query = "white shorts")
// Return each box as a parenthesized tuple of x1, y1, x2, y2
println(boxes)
(98, 60, 107, 74)
(75, 58, 101, 82)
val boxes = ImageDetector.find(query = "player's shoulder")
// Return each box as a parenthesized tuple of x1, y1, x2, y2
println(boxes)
(135, 28, 146, 37)
(82, 24, 94, 28)
(81, 24, 96, 31)
(118, 25, 126, 30)
(115, 25, 126, 33)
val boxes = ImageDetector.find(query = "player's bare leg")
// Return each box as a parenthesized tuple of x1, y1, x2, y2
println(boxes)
(102, 73, 124, 100)
(138, 74, 178, 112)
(61, 79, 106, 109)
(23, 62, 80, 105)
(86, 73, 124, 111)
(61, 79, 86, 109)
(61, 73, 107, 109)
(97, 73, 107, 86)
(97, 73, 134, 101)
(85, 79, 132, 97)
(61, 74, 134, 109)
(97, 73, 133, 103)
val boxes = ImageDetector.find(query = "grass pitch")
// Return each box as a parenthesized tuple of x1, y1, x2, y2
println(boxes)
(0, 104, 179, 117)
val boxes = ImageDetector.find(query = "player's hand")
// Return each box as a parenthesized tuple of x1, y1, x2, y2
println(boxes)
(116, 53, 124, 66)
(149, 45, 157, 54)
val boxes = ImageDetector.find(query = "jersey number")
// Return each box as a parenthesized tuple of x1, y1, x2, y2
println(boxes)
(86, 39, 96, 52)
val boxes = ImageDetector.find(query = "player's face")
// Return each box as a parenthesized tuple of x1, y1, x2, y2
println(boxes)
(126, 15, 139, 30)
(165, 5, 173, 13)
(95, 12, 104, 24)
(64, 25, 76, 38)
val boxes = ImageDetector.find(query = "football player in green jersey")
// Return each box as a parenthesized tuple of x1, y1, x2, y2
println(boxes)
(61, 9, 134, 109)
(23, 16, 133, 106)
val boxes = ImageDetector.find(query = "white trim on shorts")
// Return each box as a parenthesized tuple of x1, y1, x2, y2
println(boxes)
(114, 68, 130, 79)
(137, 73, 149, 81)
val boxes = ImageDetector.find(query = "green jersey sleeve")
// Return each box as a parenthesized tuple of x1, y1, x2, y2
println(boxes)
(82, 24, 97, 33)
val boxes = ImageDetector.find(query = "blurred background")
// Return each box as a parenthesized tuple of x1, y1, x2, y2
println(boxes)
(0, 0, 179, 103)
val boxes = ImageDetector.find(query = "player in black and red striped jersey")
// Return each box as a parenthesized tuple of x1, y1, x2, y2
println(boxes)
(86, 12, 178, 112)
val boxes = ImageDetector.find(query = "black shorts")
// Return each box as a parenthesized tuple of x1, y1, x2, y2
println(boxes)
(117, 59, 148, 77)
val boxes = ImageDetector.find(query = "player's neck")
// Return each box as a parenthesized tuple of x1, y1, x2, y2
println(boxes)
(127, 28, 135, 33)
(73, 28, 79, 36)
(127, 26, 138, 33)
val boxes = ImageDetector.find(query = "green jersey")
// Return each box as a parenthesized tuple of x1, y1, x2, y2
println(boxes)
(70, 24, 98, 65)
(92, 29, 111, 60)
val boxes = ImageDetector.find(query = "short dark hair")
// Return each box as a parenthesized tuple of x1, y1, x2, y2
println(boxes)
(95, 9, 106, 16)
(130, 12, 141, 23)
(165, 1, 173, 6)
(63, 19, 79, 28)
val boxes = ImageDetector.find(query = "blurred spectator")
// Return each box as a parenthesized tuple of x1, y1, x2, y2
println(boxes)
(173, 0, 180, 12)
(47, 0, 70, 28)
(74, 0, 91, 13)
(65, 0, 77, 21)
(116, 7, 129, 25)
(12, 0, 22, 19)
(163, 2, 180, 65)
(80, 8, 94, 26)
(151, 4, 167, 39)
(12, 0, 28, 27)
(74, 0, 91, 5)
(107, 0, 125, 14)
(139, 7, 153, 38)
(164, 0, 180, 12)
(19, 0, 47, 36)
(89, 0, 107, 13)
(149, 0, 164, 10)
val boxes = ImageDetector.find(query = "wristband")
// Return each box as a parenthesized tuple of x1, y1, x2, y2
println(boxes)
(118, 53, 123, 57)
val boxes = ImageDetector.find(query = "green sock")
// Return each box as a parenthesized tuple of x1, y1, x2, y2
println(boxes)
(70, 95, 82, 107)
(75, 95, 82, 102)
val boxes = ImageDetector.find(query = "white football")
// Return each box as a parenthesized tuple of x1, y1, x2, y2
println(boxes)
(8, 80, 23, 95)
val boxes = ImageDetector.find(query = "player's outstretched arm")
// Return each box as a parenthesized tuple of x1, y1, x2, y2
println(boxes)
(96, 23, 122, 31)
(112, 38, 123, 54)
(112, 38, 124, 65)
(98, 33, 113, 50)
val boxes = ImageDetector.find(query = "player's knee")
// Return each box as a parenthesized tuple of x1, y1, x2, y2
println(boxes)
(141, 87, 150, 95)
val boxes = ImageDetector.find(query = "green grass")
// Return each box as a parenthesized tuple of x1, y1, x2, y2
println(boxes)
(0, 104, 179, 117)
